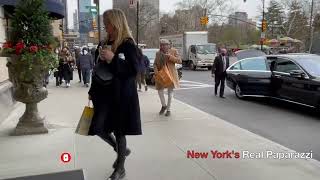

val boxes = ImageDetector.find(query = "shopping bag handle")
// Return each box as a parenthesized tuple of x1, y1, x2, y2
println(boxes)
(88, 100, 92, 108)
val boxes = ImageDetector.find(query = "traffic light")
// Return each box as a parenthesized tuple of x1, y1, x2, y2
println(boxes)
(200, 16, 209, 25)
(262, 19, 267, 32)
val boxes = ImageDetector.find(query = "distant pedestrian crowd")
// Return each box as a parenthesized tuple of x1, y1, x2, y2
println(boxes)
(51, 46, 95, 88)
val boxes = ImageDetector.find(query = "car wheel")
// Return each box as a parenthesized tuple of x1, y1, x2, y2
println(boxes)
(235, 83, 244, 99)
(189, 62, 196, 70)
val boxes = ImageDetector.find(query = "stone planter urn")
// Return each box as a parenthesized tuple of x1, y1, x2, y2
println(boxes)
(7, 55, 49, 135)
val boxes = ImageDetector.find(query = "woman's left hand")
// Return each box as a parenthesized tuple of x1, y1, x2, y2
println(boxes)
(100, 49, 115, 63)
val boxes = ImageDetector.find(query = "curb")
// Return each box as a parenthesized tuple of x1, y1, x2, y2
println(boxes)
(174, 97, 320, 167)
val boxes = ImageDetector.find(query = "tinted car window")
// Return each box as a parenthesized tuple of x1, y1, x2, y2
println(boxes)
(295, 56, 320, 77)
(240, 58, 267, 71)
(275, 59, 300, 73)
(235, 50, 266, 60)
(230, 62, 241, 70)
(142, 50, 158, 64)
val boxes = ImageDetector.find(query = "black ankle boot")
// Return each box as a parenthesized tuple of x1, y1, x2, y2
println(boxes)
(108, 167, 125, 180)
(109, 134, 127, 179)
(112, 148, 131, 168)
(109, 155, 126, 180)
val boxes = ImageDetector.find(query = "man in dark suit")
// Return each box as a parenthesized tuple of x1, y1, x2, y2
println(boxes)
(211, 48, 230, 98)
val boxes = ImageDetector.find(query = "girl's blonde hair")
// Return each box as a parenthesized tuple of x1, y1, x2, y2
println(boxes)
(103, 9, 135, 52)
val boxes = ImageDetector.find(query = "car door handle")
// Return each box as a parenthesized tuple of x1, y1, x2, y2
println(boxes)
(234, 73, 240, 76)
(273, 74, 281, 78)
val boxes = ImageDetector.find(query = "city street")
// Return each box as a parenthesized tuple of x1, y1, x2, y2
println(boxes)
(172, 68, 320, 160)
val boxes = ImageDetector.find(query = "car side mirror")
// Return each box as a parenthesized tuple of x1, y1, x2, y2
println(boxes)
(289, 70, 306, 79)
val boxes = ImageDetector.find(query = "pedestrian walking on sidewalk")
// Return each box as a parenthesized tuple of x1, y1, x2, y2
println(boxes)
(79, 47, 94, 87)
(60, 47, 74, 88)
(54, 48, 63, 86)
(75, 48, 82, 83)
(90, 47, 96, 65)
(211, 48, 230, 98)
(88, 9, 142, 180)
(55, 58, 63, 86)
(154, 39, 182, 117)
(136, 48, 149, 92)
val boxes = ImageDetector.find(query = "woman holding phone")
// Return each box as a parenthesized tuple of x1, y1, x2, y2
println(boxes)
(88, 9, 142, 180)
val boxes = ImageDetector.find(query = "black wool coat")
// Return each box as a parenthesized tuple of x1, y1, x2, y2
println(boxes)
(212, 55, 230, 76)
(88, 38, 142, 136)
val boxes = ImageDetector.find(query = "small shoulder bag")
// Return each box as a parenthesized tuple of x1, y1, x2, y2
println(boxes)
(92, 62, 113, 86)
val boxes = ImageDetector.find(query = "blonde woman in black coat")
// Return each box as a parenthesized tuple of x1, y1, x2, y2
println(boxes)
(88, 9, 142, 180)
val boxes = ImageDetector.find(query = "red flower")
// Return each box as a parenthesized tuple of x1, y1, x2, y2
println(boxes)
(30, 45, 38, 53)
(2, 41, 13, 49)
(15, 42, 25, 55)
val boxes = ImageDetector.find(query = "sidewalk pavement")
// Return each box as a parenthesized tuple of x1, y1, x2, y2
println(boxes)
(1, 78, 320, 180)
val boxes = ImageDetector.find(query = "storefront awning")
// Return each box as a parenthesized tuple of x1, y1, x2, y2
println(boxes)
(0, 0, 65, 19)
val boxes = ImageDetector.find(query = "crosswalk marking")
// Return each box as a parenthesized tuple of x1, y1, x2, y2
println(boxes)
(177, 80, 214, 90)
(177, 79, 234, 93)
(180, 80, 209, 85)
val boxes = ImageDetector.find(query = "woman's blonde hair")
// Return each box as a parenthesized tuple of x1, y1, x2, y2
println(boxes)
(103, 9, 135, 52)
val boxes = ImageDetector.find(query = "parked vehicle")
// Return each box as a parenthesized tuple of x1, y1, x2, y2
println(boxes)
(234, 49, 266, 60)
(160, 31, 217, 70)
(138, 43, 147, 49)
(142, 48, 182, 85)
(226, 53, 320, 109)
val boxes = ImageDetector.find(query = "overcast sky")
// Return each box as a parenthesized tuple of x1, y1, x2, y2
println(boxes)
(68, 0, 269, 28)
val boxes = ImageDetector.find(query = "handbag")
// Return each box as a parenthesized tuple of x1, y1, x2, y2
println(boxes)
(92, 62, 113, 86)
(154, 63, 174, 88)
(75, 101, 94, 136)
(68, 64, 74, 73)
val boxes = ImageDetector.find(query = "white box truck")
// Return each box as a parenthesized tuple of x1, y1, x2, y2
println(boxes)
(160, 31, 217, 70)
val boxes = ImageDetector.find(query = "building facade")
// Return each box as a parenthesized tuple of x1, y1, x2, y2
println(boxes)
(79, 0, 93, 46)
(0, 7, 8, 83)
(73, 10, 79, 32)
(175, 5, 205, 31)
(160, 5, 206, 36)
(228, 12, 248, 26)
(62, 0, 69, 33)
(51, 19, 63, 43)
